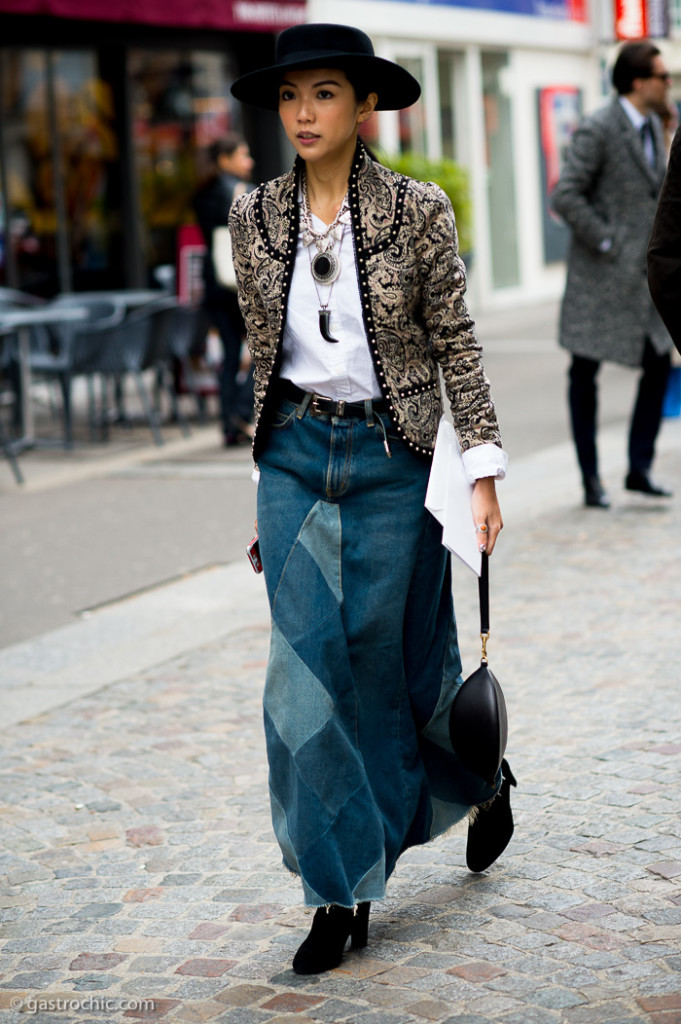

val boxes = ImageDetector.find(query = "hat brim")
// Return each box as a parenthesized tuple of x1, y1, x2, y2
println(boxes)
(230, 54, 421, 112)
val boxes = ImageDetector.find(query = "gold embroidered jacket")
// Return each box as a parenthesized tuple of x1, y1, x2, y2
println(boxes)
(229, 141, 501, 461)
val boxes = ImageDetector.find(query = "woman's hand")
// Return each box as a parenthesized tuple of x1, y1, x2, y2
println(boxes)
(471, 476, 503, 556)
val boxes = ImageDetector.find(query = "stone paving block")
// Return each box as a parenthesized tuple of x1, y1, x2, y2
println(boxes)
(215, 984, 276, 1006)
(211, 1010, 275, 1024)
(189, 925, 232, 941)
(129, 956, 184, 973)
(562, 1002, 642, 1023)
(403, 998, 453, 1019)
(306, 996, 368, 1020)
(122, 997, 181, 1018)
(68, 951, 128, 973)
(260, 993, 324, 1013)
(124, 889, 165, 903)
(498, 1010, 562, 1024)
(447, 963, 507, 983)
(166, 999, 227, 1022)
(176, 960, 238, 978)
(647, 862, 681, 879)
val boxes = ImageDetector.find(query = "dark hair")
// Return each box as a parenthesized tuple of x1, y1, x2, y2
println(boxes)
(208, 133, 247, 166)
(612, 41, 661, 95)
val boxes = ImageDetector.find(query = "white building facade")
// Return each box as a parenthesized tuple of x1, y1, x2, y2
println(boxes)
(310, 0, 613, 309)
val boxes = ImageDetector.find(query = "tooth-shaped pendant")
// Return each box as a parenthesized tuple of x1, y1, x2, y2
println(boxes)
(319, 309, 340, 343)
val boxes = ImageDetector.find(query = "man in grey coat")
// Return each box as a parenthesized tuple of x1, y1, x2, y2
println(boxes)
(552, 40, 673, 508)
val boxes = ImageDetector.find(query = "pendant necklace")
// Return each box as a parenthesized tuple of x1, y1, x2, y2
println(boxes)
(301, 172, 349, 343)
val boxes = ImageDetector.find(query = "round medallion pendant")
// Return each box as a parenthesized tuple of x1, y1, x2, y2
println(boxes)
(311, 248, 341, 285)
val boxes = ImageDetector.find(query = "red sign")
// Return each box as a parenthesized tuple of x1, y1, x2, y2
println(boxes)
(615, 0, 669, 37)
(0, 0, 306, 33)
(177, 225, 205, 306)
(615, 0, 647, 38)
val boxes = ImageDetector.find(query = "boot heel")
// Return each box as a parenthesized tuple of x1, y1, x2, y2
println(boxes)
(466, 759, 517, 873)
(350, 901, 370, 948)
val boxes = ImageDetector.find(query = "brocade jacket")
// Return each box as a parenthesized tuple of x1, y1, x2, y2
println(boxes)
(229, 141, 501, 462)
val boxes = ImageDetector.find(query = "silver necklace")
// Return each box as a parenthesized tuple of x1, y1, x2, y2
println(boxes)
(307, 229, 345, 343)
(300, 172, 348, 284)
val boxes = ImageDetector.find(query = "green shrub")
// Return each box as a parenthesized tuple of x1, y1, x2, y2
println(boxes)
(384, 151, 473, 258)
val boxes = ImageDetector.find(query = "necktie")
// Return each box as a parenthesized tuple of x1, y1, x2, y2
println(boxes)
(640, 119, 655, 167)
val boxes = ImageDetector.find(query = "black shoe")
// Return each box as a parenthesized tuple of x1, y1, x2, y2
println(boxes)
(292, 902, 370, 975)
(584, 476, 610, 508)
(466, 760, 517, 873)
(625, 470, 672, 498)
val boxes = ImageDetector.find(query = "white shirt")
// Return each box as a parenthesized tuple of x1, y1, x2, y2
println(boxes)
(281, 198, 382, 400)
(279, 188, 506, 483)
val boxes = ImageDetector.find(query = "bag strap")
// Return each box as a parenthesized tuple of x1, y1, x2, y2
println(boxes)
(479, 551, 490, 663)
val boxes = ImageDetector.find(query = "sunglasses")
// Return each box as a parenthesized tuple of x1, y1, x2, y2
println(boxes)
(648, 72, 672, 82)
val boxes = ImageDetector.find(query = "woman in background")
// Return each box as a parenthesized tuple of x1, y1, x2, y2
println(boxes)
(193, 134, 255, 444)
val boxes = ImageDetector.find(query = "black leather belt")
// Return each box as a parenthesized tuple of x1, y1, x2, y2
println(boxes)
(278, 379, 389, 419)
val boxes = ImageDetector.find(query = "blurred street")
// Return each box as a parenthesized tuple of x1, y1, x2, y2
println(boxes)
(1, 300, 680, 1024)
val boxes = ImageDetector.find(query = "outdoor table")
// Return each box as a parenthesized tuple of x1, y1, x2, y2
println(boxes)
(54, 289, 167, 310)
(0, 305, 88, 475)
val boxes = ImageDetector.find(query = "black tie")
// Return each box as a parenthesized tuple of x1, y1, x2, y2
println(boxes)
(640, 119, 655, 167)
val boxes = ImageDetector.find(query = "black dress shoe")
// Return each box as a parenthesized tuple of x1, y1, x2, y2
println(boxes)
(292, 902, 370, 975)
(625, 471, 672, 497)
(584, 476, 610, 508)
(466, 760, 517, 873)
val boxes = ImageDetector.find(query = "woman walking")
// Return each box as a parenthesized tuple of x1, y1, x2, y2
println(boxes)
(229, 23, 515, 975)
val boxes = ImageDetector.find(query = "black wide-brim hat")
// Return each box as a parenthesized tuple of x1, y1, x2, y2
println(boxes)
(230, 23, 421, 112)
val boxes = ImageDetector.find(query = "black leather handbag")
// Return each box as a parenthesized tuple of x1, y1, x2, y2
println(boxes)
(449, 552, 508, 785)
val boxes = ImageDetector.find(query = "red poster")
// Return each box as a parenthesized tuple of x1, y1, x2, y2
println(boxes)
(615, 0, 647, 37)
(177, 225, 206, 306)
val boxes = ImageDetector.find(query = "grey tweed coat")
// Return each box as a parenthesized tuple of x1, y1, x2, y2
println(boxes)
(551, 98, 672, 367)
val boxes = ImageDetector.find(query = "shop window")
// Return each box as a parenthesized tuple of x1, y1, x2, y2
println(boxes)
(482, 51, 520, 290)
(129, 50, 242, 276)
(396, 56, 426, 154)
(671, 0, 681, 33)
(0, 49, 120, 295)
(438, 51, 460, 162)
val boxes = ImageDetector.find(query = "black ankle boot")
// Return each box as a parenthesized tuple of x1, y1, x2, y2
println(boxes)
(292, 902, 371, 975)
(466, 759, 517, 873)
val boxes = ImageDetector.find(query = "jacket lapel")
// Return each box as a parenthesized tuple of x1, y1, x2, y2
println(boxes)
(614, 99, 663, 186)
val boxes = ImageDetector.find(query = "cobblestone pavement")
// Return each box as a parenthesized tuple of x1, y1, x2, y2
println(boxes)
(1, 437, 681, 1023)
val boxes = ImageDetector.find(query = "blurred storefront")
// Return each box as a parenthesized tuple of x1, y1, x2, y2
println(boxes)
(309, 0, 599, 309)
(0, 1, 304, 296)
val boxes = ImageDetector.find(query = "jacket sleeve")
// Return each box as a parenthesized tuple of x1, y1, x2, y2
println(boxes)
(648, 125, 681, 353)
(418, 184, 501, 452)
(550, 116, 614, 253)
(228, 192, 271, 354)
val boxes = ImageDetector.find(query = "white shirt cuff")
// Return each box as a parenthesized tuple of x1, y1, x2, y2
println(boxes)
(462, 443, 508, 483)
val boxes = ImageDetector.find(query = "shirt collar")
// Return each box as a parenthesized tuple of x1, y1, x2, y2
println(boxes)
(619, 95, 647, 130)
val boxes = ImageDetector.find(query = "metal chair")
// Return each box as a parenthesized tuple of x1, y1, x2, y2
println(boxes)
(27, 297, 126, 447)
(80, 297, 192, 445)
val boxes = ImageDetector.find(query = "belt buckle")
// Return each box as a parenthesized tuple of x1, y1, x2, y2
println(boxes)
(310, 394, 345, 417)
(311, 393, 324, 416)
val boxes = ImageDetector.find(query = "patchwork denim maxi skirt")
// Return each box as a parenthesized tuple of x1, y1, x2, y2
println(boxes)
(257, 392, 498, 909)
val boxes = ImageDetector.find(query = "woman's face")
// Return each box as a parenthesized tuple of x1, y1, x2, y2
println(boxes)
(278, 67, 377, 168)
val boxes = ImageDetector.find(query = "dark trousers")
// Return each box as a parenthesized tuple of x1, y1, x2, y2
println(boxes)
(568, 339, 670, 482)
(206, 299, 254, 437)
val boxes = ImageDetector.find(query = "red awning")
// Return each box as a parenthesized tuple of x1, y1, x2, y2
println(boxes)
(0, 0, 306, 32)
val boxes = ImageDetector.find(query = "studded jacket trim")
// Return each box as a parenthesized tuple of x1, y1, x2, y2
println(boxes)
(229, 140, 501, 462)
